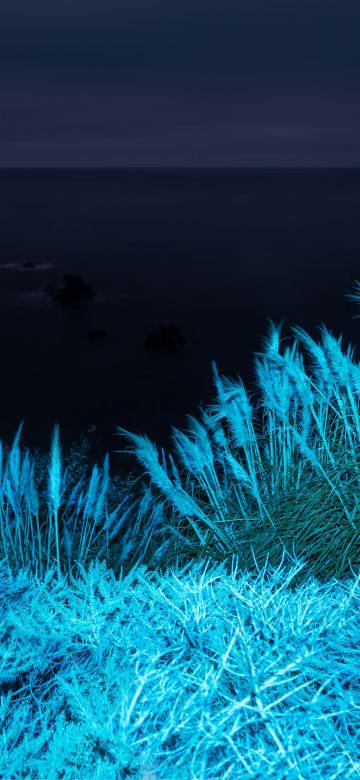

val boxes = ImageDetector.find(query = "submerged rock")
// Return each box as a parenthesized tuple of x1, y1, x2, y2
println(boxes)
(43, 275, 95, 306)
(145, 325, 186, 349)
(22, 260, 42, 270)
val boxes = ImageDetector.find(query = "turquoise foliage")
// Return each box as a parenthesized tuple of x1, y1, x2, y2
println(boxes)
(2, 282, 360, 777)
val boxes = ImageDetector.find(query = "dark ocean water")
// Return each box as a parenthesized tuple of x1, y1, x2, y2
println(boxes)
(0, 168, 360, 475)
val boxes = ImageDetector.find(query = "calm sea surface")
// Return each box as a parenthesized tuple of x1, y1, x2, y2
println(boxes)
(0, 168, 359, 474)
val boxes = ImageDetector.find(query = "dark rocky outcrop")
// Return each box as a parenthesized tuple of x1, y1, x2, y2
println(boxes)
(43, 275, 95, 306)
(145, 325, 186, 349)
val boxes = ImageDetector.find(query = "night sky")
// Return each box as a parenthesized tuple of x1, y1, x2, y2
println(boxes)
(1, 0, 360, 167)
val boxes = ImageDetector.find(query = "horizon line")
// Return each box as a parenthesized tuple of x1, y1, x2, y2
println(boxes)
(0, 164, 360, 172)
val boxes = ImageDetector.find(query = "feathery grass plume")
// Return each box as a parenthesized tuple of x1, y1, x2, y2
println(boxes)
(255, 351, 292, 422)
(75, 459, 112, 573)
(171, 416, 223, 511)
(319, 326, 355, 386)
(19, 450, 31, 501)
(291, 324, 347, 462)
(184, 415, 215, 469)
(202, 408, 227, 449)
(7, 421, 24, 491)
(3, 469, 21, 518)
(116, 428, 181, 497)
(264, 316, 286, 356)
(2, 426, 25, 556)
(283, 344, 319, 462)
(19, 451, 41, 572)
(48, 423, 66, 515)
(201, 409, 232, 497)
(254, 326, 305, 494)
(316, 327, 360, 460)
(47, 423, 66, 578)
(208, 369, 263, 491)
(210, 370, 253, 430)
(258, 324, 339, 478)
(283, 342, 314, 408)
(1, 480, 23, 571)
(2, 439, 35, 573)
(322, 326, 359, 387)
(292, 324, 334, 396)
(68, 453, 117, 571)
(74, 465, 99, 572)
(254, 322, 295, 424)
(83, 464, 100, 522)
(224, 449, 259, 497)
(210, 364, 260, 455)
(116, 427, 233, 552)
(115, 428, 202, 515)
(270, 339, 315, 445)
(207, 368, 267, 516)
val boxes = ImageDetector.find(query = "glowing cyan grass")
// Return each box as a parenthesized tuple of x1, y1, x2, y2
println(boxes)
(1, 551, 360, 778)
(2, 282, 360, 777)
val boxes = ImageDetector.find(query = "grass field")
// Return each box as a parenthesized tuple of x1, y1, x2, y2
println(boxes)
(1, 284, 360, 778)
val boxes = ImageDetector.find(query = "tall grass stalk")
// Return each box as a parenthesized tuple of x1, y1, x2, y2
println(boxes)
(47, 424, 65, 579)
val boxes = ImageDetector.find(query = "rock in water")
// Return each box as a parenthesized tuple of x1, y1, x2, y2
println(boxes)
(43, 275, 95, 306)
(23, 260, 39, 269)
(145, 325, 186, 349)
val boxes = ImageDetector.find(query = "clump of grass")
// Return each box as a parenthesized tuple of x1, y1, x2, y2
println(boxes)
(0, 423, 157, 583)
(116, 283, 360, 587)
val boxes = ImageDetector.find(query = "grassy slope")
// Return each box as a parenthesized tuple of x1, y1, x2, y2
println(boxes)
(2, 286, 360, 777)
